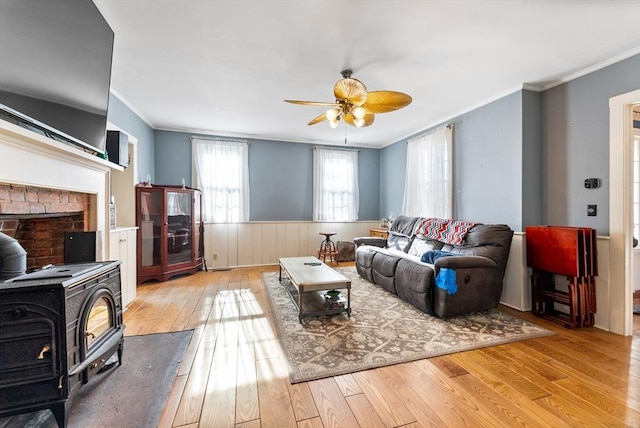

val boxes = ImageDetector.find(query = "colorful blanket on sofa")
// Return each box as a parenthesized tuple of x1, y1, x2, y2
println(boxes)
(416, 218, 477, 245)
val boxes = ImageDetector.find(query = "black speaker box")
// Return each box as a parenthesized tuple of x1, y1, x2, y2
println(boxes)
(106, 130, 129, 167)
(64, 231, 97, 263)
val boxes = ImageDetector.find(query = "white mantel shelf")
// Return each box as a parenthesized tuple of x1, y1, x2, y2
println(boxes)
(0, 119, 122, 174)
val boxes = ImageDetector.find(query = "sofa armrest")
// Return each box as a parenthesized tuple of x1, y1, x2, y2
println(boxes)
(432, 256, 502, 318)
(354, 236, 387, 248)
(434, 255, 496, 270)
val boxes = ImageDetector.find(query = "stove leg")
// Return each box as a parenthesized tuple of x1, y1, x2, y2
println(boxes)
(117, 338, 124, 366)
(50, 401, 69, 428)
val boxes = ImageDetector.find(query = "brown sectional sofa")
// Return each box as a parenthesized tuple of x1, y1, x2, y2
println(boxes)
(354, 216, 513, 317)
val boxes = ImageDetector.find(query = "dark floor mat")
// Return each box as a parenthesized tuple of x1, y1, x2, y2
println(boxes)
(0, 330, 192, 428)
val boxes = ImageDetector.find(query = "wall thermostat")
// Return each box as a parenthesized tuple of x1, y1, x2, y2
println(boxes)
(584, 178, 601, 189)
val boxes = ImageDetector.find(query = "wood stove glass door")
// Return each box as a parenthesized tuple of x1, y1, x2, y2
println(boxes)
(85, 296, 111, 349)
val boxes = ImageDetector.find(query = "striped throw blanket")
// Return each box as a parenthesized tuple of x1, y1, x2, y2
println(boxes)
(416, 218, 477, 245)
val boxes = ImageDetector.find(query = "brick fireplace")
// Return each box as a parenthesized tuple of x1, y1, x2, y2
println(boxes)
(0, 183, 91, 270)
(1, 120, 112, 264)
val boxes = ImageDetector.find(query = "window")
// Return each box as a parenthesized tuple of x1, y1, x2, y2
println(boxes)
(192, 138, 249, 223)
(313, 148, 359, 221)
(402, 125, 453, 218)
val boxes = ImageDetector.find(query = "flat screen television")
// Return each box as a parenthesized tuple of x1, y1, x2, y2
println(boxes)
(0, 0, 114, 156)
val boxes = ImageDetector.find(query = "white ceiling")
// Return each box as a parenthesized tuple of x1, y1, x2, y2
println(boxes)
(94, 0, 640, 148)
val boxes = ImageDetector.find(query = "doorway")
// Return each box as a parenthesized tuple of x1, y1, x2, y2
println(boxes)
(609, 89, 640, 336)
(633, 119, 640, 334)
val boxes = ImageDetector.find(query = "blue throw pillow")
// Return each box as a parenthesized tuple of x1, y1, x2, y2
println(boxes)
(420, 250, 458, 264)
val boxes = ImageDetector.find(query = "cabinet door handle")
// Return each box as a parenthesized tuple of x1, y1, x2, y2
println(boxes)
(37, 344, 51, 360)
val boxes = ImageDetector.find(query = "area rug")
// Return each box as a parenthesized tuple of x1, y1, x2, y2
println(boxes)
(0, 331, 192, 428)
(264, 267, 553, 383)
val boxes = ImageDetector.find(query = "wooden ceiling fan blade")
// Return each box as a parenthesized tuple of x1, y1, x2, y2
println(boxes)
(284, 100, 339, 107)
(333, 78, 367, 106)
(363, 91, 412, 114)
(362, 113, 375, 126)
(307, 113, 328, 126)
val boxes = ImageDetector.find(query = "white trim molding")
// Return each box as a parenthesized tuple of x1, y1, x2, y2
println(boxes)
(609, 89, 640, 336)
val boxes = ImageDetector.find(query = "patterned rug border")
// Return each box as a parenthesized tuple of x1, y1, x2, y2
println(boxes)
(263, 267, 555, 384)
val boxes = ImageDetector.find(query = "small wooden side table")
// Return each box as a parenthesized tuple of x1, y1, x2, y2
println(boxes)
(369, 228, 389, 239)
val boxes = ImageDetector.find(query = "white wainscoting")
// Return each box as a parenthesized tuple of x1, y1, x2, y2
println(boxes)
(500, 233, 530, 311)
(203, 221, 380, 269)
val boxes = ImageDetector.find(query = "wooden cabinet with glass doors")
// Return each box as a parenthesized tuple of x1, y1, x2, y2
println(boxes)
(136, 184, 204, 283)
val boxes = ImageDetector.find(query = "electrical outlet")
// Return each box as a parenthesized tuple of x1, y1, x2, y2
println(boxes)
(213, 252, 218, 260)
(587, 204, 597, 216)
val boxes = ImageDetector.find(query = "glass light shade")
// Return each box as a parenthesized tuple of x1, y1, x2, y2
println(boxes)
(329, 118, 339, 129)
(325, 108, 339, 121)
(353, 106, 366, 119)
(354, 118, 365, 128)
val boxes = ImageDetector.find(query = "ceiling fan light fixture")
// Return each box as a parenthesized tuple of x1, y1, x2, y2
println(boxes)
(325, 108, 340, 121)
(285, 69, 412, 130)
(352, 106, 366, 120)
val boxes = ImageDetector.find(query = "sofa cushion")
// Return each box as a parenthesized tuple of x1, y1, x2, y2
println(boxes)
(371, 252, 401, 294)
(355, 246, 376, 282)
(387, 231, 414, 252)
(394, 259, 435, 315)
(407, 237, 444, 257)
(441, 224, 513, 279)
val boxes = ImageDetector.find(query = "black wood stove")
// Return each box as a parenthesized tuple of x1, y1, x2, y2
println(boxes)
(0, 261, 124, 427)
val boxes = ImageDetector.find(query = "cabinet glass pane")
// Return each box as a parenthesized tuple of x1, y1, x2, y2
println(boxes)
(167, 191, 192, 265)
(140, 190, 162, 268)
(194, 191, 202, 258)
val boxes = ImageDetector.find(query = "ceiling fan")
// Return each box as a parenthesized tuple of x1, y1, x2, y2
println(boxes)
(284, 69, 412, 129)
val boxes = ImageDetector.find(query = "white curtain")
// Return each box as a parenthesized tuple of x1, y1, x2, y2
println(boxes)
(313, 148, 359, 221)
(402, 126, 453, 218)
(192, 138, 249, 223)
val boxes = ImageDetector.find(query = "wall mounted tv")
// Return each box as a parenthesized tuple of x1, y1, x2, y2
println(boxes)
(0, 0, 114, 156)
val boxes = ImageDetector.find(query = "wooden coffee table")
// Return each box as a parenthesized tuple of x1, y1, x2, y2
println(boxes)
(279, 256, 351, 323)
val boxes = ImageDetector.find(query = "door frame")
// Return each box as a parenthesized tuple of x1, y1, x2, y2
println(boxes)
(609, 89, 640, 336)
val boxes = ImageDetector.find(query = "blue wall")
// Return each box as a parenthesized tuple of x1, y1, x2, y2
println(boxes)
(381, 90, 531, 230)
(107, 94, 155, 184)
(153, 130, 382, 221)
(108, 54, 639, 233)
(380, 54, 639, 233)
(542, 54, 640, 234)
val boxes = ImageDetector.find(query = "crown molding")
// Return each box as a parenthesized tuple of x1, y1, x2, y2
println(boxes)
(526, 47, 640, 92)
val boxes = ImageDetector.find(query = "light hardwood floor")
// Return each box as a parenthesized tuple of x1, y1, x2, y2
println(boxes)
(124, 263, 640, 428)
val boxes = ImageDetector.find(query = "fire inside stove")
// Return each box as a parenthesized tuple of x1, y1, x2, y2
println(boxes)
(85, 295, 112, 349)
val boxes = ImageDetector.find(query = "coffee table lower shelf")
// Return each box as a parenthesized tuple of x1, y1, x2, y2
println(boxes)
(278, 257, 351, 323)
(281, 281, 351, 322)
